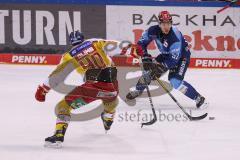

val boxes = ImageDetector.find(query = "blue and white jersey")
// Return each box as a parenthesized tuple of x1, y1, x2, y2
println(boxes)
(138, 25, 191, 69)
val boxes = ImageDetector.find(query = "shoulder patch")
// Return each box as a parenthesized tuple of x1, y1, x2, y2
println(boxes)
(69, 41, 92, 57)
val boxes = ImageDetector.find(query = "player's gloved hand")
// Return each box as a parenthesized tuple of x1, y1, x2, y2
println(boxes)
(142, 54, 169, 80)
(152, 63, 168, 80)
(154, 54, 169, 74)
(142, 54, 153, 71)
(142, 54, 159, 80)
(35, 84, 50, 102)
(155, 54, 166, 63)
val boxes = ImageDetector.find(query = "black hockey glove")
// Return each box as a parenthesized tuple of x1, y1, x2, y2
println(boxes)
(142, 54, 153, 71)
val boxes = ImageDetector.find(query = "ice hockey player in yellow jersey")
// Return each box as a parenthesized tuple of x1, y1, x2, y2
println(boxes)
(35, 31, 121, 148)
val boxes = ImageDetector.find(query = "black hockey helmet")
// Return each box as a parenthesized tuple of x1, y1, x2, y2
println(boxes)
(69, 30, 84, 46)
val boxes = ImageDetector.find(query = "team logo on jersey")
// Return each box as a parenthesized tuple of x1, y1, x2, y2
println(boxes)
(163, 39, 168, 48)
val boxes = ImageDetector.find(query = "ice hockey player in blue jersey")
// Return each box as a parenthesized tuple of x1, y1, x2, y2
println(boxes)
(126, 11, 207, 109)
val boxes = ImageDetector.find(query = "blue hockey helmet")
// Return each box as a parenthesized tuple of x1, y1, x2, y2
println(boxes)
(69, 30, 84, 46)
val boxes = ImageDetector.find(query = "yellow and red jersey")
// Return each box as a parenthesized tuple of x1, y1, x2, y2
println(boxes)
(49, 38, 119, 78)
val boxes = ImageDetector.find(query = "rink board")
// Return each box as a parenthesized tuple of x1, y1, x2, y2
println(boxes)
(0, 2, 240, 69)
(0, 53, 240, 69)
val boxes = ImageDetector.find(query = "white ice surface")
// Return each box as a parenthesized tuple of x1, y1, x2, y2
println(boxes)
(0, 64, 240, 160)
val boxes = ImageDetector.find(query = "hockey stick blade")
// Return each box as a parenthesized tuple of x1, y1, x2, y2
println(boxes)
(141, 117, 157, 128)
(141, 109, 157, 128)
(188, 113, 208, 121)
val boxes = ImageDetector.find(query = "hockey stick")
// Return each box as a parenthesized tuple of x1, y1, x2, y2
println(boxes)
(121, 44, 157, 127)
(217, 0, 238, 13)
(155, 77, 208, 121)
(139, 58, 157, 127)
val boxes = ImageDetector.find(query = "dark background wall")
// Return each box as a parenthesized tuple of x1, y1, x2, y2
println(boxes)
(0, 4, 106, 54)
